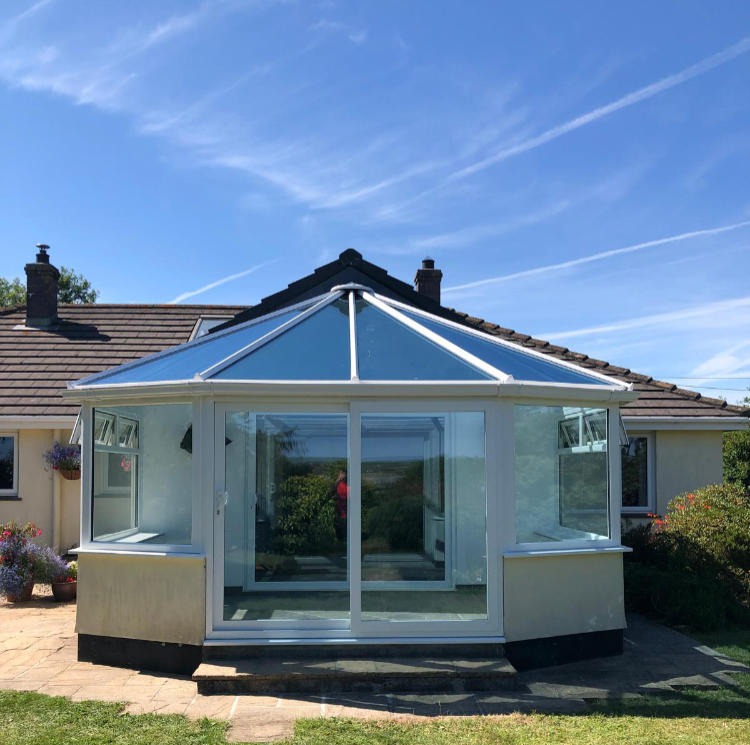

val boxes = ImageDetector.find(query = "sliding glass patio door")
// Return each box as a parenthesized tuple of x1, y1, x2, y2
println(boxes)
(213, 404, 498, 637)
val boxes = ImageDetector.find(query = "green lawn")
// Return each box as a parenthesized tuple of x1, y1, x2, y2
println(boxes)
(1, 632, 749, 745)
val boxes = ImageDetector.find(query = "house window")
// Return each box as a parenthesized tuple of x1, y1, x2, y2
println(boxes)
(92, 404, 192, 545)
(621, 434, 653, 512)
(191, 317, 233, 340)
(0, 432, 19, 497)
(515, 405, 610, 544)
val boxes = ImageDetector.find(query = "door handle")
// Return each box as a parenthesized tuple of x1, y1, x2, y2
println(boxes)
(215, 491, 229, 515)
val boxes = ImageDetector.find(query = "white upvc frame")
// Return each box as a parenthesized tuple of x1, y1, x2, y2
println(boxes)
(511, 403, 622, 552)
(208, 397, 502, 640)
(620, 431, 655, 515)
(0, 431, 19, 497)
(211, 402, 352, 635)
(76, 398, 204, 555)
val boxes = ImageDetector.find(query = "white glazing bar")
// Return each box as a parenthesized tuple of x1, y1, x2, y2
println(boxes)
(348, 291, 359, 381)
(199, 292, 344, 379)
(375, 293, 629, 389)
(362, 292, 511, 382)
(71, 292, 332, 388)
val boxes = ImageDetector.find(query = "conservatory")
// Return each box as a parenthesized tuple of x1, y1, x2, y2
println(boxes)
(66, 283, 635, 671)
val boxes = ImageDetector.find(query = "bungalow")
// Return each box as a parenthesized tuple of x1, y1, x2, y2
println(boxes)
(1, 246, 747, 677)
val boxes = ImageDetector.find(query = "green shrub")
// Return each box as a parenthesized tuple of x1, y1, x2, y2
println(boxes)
(622, 482, 750, 630)
(724, 428, 750, 491)
(272, 474, 336, 556)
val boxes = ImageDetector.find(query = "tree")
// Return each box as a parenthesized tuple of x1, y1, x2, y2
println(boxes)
(0, 267, 98, 307)
(57, 267, 98, 304)
(724, 389, 750, 492)
(0, 277, 26, 307)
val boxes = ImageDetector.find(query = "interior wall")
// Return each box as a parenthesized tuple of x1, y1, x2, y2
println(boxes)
(503, 552, 625, 641)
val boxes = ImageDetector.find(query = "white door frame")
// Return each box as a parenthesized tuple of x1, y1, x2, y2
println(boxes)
(207, 398, 503, 641)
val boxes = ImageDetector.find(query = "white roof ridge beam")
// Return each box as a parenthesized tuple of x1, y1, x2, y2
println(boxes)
(375, 293, 630, 391)
(198, 292, 344, 379)
(362, 292, 511, 383)
(348, 291, 359, 381)
(68, 292, 331, 389)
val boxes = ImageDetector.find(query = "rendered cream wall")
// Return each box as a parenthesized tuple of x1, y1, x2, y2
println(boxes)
(0, 429, 55, 539)
(654, 430, 724, 514)
(503, 552, 625, 641)
(76, 553, 206, 645)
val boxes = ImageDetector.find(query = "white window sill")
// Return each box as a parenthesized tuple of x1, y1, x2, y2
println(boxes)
(71, 546, 205, 558)
(503, 546, 633, 559)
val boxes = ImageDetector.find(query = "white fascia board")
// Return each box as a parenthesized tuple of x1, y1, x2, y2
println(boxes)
(377, 293, 631, 390)
(199, 292, 343, 379)
(0, 415, 78, 430)
(501, 381, 639, 403)
(621, 415, 750, 431)
(69, 293, 328, 388)
(63, 379, 504, 402)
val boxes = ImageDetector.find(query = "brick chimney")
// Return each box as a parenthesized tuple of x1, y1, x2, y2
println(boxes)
(25, 244, 59, 328)
(414, 257, 443, 304)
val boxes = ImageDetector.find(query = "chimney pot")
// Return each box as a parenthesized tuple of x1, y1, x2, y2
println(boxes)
(25, 244, 59, 328)
(414, 256, 443, 305)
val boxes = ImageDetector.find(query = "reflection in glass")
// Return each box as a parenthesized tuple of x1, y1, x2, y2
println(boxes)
(401, 309, 609, 385)
(356, 301, 490, 381)
(360, 413, 487, 622)
(223, 413, 350, 621)
(214, 300, 350, 380)
(515, 405, 609, 543)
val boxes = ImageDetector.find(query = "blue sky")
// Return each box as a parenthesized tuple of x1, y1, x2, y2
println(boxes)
(1, 1, 749, 403)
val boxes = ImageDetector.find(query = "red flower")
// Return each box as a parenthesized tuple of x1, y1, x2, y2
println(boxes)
(704, 505, 711, 510)
(677, 504, 685, 510)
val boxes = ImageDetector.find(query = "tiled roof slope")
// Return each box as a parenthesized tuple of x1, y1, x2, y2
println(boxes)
(0, 304, 246, 417)
(447, 309, 747, 419)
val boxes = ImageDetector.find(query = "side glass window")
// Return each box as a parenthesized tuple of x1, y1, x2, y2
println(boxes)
(92, 405, 192, 545)
(515, 405, 610, 543)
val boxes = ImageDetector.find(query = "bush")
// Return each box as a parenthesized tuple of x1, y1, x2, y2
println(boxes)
(622, 483, 750, 630)
(273, 473, 337, 556)
(724, 429, 750, 491)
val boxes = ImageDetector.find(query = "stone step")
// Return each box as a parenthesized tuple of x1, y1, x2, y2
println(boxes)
(193, 656, 517, 695)
(203, 642, 505, 660)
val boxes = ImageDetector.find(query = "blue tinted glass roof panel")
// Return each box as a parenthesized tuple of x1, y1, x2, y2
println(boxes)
(356, 301, 490, 381)
(211, 299, 351, 380)
(89, 310, 300, 385)
(401, 309, 609, 385)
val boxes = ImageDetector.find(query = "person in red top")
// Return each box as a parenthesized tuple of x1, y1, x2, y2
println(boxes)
(334, 470, 348, 542)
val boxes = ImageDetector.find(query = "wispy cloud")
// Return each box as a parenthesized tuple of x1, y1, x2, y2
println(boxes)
(539, 295, 750, 341)
(169, 260, 275, 303)
(444, 219, 750, 293)
(447, 36, 750, 181)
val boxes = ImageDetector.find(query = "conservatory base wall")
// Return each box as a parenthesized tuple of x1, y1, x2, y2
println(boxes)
(75, 553, 206, 646)
(502, 552, 625, 642)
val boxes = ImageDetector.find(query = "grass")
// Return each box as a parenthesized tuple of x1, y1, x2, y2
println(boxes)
(1, 630, 749, 745)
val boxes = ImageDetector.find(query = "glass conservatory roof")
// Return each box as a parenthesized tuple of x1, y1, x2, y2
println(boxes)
(71, 288, 621, 388)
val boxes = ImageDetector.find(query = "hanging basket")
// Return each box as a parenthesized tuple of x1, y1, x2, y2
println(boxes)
(59, 468, 81, 481)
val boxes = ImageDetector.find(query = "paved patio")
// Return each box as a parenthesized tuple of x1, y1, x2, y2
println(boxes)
(0, 595, 746, 743)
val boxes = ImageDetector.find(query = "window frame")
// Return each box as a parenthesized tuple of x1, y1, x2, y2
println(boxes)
(620, 431, 655, 515)
(0, 431, 19, 498)
(80, 400, 200, 554)
(512, 403, 618, 551)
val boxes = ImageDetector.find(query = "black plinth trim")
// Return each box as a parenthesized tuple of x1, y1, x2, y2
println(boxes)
(504, 628, 623, 671)
(77, 634, 202, 675)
